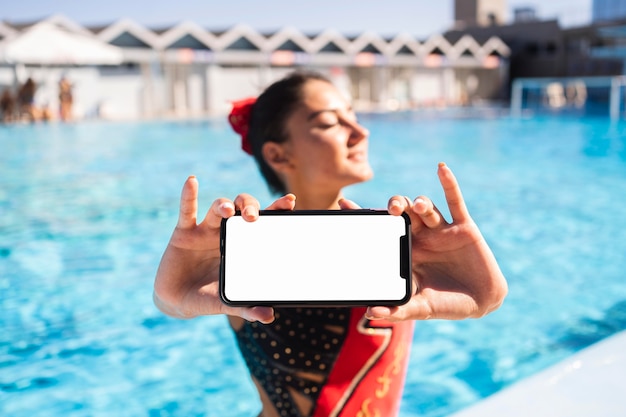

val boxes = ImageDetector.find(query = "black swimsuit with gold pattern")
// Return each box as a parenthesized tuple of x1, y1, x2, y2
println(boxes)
(234, 307, 414, 417)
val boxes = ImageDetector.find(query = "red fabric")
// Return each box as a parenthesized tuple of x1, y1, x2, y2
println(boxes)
(228, 97, 256, 155)
(313, 308, 415, 417)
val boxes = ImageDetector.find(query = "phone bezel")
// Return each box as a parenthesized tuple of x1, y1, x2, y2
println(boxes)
(219, 209, 412, 307)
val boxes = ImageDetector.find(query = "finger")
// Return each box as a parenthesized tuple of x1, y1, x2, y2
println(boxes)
(265, 193, 297, 211)
(338, 198, 361, 209)
(365, 306, 395, 321)
(438, 162, 470, 223)
(366, 298, 432, 322)
(203, 197, 236, 229)
(387, 195, 412, 216)
(219, 304, 275, 324)
(412, 196, 445, 229)
(243, 306, 275, 324)
(204, 286, 276, 323)
(177, 176, 199, 229)
(367, 290, 480, 322)
(233, 194, 261, 221)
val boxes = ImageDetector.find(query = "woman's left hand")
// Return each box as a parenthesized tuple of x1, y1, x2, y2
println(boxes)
(340, 162, 508, 321)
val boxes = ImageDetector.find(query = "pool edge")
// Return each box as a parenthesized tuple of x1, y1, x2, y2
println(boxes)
(450, 329, 626, 416)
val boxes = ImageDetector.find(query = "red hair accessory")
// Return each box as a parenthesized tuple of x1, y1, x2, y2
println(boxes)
(228, 97, 256, 155)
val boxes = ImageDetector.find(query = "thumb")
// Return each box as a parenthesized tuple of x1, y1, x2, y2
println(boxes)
(338, 198, 362, 209)
(242, 306, 275, 324)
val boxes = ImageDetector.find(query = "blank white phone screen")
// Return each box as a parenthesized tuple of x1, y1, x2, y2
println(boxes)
(221, 212, 409, 304)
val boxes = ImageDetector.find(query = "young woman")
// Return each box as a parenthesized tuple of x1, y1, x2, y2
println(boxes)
(153, 71, 508, 417)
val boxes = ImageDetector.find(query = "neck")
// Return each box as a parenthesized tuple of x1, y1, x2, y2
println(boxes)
(291, 189, 344, 210)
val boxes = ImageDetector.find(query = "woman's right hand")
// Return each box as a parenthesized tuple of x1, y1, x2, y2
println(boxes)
(153, 176, 296, 324)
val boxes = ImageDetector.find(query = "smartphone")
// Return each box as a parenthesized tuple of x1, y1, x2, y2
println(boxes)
(220, 210, 411, 306)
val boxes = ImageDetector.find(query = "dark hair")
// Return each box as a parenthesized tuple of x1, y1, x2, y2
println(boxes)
(248, 70, 331, 195)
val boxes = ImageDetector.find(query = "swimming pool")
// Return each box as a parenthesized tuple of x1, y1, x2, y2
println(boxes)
(1, 113, 625, 417)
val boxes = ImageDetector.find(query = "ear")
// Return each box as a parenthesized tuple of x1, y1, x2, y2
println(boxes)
(262, 142, 294, 174)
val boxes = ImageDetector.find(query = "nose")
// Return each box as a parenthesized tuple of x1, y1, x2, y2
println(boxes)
(346, 119, 369, 145)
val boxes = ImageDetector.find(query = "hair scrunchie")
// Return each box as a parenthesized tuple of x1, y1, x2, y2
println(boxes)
(228, 97, 257, 155)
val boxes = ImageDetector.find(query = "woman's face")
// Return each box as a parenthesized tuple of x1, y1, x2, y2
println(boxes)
(281, 79, 373, 193)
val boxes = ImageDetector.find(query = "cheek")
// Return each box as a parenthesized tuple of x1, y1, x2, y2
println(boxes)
(299, 133, 339, 157)
(297, 141, 342, 176)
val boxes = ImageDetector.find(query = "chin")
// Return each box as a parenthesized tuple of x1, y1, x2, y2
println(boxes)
(349, 166, 374, 185)
(361, 167, 374, 181)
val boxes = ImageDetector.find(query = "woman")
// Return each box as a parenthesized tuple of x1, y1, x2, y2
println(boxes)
(58, 77, 73, 122)
(153, 71, 507, 417)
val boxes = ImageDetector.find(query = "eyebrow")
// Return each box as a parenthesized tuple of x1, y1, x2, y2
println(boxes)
(306, 106, 353, 121)
(306, 109, 339, 121)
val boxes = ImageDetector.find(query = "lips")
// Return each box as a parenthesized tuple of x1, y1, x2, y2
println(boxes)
(348, 149, 367, 162)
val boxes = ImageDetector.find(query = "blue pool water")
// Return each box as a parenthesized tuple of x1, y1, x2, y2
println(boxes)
(1, 113, 626, 417)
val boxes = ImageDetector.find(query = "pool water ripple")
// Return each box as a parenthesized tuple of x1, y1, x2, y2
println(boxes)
(1, 115, 626, 416)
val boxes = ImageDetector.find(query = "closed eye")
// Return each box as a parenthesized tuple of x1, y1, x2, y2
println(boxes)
(317, 121, 339, 129)
(309, 108, 356, 129)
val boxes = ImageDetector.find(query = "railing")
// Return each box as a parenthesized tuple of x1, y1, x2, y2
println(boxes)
(510, 75, 626, 120)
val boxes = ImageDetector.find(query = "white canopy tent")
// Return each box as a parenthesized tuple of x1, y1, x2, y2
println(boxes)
(0, 22, 125, 120)
(0, 22, 123, 66)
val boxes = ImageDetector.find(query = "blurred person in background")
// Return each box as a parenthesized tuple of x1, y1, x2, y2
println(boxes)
(58, 76, 73, 121)
(0, 88, 16, 123)
(16, 77, 38, 122)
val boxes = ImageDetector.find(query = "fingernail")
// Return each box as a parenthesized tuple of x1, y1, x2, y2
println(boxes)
(251, 307, 274, 324)
(220, 201, 235, 211)
(365, 307, 385, 321)
(243, 206, 257, 217)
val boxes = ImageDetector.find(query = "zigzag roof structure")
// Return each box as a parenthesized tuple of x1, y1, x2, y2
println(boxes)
(0, 14, 513, 118)
(0, 14, 510, 66)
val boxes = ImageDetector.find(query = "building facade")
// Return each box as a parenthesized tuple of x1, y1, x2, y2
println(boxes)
(454, 0, 507, 28)
(593, 0, 626, 22)
(0, 14, 510, 121)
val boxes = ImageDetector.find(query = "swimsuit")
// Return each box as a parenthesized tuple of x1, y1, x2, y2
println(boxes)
(234, 307, 414, 417)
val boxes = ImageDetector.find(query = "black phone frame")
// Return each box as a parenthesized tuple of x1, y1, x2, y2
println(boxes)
(219, 209, 412, 307)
